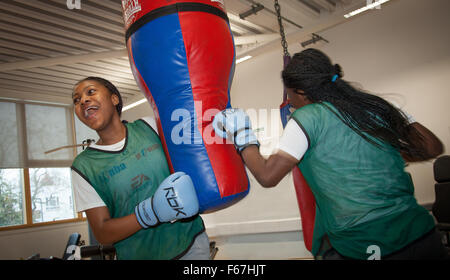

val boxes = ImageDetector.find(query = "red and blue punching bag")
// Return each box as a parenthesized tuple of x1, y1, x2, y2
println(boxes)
(121, 0, 250, 213)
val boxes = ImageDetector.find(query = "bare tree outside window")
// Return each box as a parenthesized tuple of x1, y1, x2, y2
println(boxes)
(0, 169, 24, 227)
(30, 168, 76, 223)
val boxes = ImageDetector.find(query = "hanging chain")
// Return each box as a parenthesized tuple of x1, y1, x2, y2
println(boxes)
(274, 0, 290, 57)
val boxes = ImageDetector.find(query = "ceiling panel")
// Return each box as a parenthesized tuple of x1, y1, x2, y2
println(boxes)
(0, 0, 366, 106)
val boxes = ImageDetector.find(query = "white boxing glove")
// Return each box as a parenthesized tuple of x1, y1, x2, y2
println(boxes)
(212, 108, 260, 153)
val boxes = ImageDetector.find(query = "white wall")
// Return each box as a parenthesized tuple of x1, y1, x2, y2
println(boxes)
(122, 101, 154, 121)
(0, 221, 89, 260)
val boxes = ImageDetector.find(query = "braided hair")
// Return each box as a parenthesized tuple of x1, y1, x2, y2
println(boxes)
(282, 48, 426, 158)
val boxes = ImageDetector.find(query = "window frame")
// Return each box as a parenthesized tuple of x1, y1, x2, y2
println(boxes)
(0, 98, 85, 231)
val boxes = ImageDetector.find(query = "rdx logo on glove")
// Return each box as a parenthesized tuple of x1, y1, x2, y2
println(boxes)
(164, 186, 187, 217)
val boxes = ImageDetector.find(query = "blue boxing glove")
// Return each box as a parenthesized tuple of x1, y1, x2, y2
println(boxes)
(212, 108, 260, 153)
(135, 172, 199, 229)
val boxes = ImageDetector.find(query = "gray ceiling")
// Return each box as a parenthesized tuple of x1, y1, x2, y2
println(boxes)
(0, 0, 365, 106)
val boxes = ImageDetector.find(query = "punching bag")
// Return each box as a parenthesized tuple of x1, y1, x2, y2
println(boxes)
(121, 0, 249, 213)
(292, 168, 316, 252)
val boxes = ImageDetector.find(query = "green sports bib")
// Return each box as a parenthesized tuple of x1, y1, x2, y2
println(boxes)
(290, 102, 434, 259)
(72, 119, 204, 259)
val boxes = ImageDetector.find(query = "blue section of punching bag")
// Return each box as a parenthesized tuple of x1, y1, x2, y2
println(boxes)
(129, 14, 222, 212)
(280, 102, 292, 128)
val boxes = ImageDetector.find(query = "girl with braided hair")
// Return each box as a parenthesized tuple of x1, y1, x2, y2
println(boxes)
(213, 48, 447, 259)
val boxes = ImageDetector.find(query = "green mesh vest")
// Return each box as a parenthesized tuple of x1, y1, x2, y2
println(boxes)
(71, 119, 204, 260)
(290, 102, 434, 259)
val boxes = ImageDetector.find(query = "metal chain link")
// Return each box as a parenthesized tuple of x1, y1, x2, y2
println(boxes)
(274, 0, 290, 57)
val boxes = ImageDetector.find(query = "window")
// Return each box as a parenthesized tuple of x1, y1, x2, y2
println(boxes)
(0, 102, 20, 167)
(30, 168, 75, 223)
(0, 169, 24, 227)
(0, 100, 86, 230)
(25, 104, 73, 161)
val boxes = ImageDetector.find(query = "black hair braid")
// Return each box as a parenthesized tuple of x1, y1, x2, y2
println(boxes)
(282, 48, 427, 158)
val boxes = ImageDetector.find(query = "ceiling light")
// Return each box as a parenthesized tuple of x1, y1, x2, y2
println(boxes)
(122, 98, 147, 112)
(236, 55, 252, 64)
(344, 0, 390, 18)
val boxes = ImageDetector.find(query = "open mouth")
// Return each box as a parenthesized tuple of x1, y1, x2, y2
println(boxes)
(84, 106, 99, 119)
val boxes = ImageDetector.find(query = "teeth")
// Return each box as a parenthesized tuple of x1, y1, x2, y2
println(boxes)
(84, 106, 99, 118)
